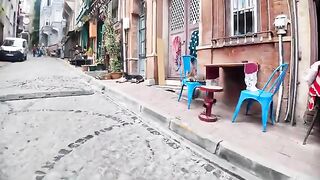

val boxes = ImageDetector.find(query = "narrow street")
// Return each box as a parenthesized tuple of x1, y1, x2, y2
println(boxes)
(0, 56, 239, 180)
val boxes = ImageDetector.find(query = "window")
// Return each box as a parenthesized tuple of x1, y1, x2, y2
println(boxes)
(112, 0, 118, 22)
(2, 39, 14, 46)
(231, 0, 257, 35)
(139, 1, 146, 57)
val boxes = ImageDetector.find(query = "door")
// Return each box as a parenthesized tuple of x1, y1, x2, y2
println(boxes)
(168, 0, 200, 78)
(138, 1, 146, 76)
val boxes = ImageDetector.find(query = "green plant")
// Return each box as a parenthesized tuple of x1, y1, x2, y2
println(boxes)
(87, 47, 93, 56)
(103, 17, 121, 72)
(0, 6, 5, 16)
(96, 58, 104, 65)
(110, 58, 122, 72)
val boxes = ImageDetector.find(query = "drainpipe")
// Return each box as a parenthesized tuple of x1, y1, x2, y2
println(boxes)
(274, 14, 289, 122)
(290, 0, 299, 125)
(284, 0, 295, 123)
(275, 33, 284, 122)
(122, 0, 127, 73)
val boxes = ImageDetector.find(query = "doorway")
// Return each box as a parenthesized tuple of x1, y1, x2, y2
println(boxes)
(168, 0, 200, 78)
(0, 23, 3, 45)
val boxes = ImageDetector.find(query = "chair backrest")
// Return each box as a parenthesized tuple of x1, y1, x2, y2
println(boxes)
(260, 63, 289, 96)
(180, 55, 192, 79)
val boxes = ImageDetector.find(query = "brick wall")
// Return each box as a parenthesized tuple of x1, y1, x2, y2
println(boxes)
(197, 0, 291, 113)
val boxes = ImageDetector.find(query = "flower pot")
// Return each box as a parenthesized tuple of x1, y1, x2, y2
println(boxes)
(111, 72, 123, 79)
(88, 65, 97, 71)
(103, 73, 112, 80)
(96, 64, 106, 71)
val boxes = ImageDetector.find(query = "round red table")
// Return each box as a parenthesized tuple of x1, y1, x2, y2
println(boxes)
(198, 85, 223, 122)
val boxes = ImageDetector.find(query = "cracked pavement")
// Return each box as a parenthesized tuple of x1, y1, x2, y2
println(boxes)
(0, 57, 239, 180)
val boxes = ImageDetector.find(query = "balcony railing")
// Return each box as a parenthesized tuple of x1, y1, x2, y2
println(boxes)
(211, 31, 274, 48)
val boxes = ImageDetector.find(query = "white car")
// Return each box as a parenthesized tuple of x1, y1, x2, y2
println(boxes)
(0, 37, 28, 62)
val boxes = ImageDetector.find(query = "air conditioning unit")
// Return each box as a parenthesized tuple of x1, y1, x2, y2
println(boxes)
(123, 17, 129, 30)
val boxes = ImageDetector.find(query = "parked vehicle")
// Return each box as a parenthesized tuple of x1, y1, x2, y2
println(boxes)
(0, 37, 28, 62)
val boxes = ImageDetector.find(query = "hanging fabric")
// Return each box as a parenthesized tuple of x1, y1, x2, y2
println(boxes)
(308, 70, 320, 111)
(188, 30, 199, 63)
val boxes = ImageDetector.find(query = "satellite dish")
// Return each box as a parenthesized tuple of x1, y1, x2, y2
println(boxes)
(23, 17, 30, 25)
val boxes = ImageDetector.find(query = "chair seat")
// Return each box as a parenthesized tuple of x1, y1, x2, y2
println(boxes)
(199, 85, 223, 92)
(182, 79, 203, 84)
(241, 90, 273, 99)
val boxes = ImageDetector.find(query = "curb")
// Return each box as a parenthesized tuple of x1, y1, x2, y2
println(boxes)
(62, 59, 303, 180)
(0, 90, 94, 102)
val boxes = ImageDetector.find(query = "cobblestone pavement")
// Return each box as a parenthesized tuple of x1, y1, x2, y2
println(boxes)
(0, 56, 240, 180)
(0, 61, 11, 68)
(0, 57, 92, 97)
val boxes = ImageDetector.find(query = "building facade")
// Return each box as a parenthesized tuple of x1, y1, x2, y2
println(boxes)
(39, 0, 65, 47)
(65, 0, 316, 124)
(62, 0, 82, 58)
(19, 0, 35, 46)
(122, 0, 307, 123)
(0, 0, 20, 44)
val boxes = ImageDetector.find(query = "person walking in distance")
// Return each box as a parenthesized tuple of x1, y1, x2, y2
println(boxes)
(32, 44, 37, 57)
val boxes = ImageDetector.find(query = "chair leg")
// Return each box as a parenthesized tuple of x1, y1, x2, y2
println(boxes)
(187, 84, 198, 109)
(232, 94, 245, 123)
(178, 84, 185, 102)
(261, 102, 270, 132)
(270, 101, 275, 125)
(246, 99, 253, 115)
(303, 108, 320, 145)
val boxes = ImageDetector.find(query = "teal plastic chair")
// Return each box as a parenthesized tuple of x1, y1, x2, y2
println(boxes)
(232, 63, 289, 132)
(178, 55, 203, 109)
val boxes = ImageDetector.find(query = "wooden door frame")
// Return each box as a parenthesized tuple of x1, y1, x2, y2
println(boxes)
(310, 0, 318, 65)
(167, 0, 199, 78)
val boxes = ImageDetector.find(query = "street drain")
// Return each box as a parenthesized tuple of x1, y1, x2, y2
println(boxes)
(0, 90, 94, 101)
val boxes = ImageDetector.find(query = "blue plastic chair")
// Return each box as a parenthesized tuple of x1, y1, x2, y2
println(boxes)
(178, 55, 203, 109)
(232, 63, 289, 132)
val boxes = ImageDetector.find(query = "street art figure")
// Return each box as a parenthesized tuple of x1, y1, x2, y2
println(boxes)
(189, 30, 199, 63)
(172, 36, 182, 71)
(244, 62, 259, 92)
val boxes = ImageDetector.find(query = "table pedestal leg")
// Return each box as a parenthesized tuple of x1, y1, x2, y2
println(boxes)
(198, 92, 218, 122)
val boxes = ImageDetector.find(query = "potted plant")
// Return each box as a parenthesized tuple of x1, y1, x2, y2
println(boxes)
(103, 17, 122, 79)
(96, 58, 106, 71)
(87, 47, 93, 58)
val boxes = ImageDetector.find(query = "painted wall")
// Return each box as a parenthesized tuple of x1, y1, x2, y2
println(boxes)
(296, 1, 313, 122)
